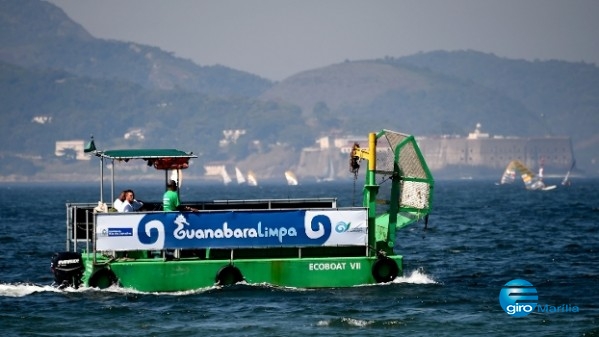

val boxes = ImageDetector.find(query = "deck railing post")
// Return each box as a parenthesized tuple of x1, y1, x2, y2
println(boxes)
(85, 210, 90, 257)
(73, 206, 78, 252)
(66, 204, 70, 251)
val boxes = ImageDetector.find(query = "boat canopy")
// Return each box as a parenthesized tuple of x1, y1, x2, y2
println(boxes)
(88, 147, 197, 203)
(93, 149, 197, 170)
(97, 149, 196, 160)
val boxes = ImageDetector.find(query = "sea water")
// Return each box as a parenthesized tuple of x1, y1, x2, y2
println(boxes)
(0, 179, 597, 336)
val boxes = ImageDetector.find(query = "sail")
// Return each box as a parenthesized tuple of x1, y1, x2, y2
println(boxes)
(499, 160, 554, 191)
(170, 169, 182, 187)
(247, 171, 258, 186)
(500, 166, 516, 184)
(321, 159, 335, 182)
(221, 167, 232, 185)
(561, 171, 571, 186)
(561, 160, 575, 186)
(235, 167, 246, 184)
(285, 171, 298, 186)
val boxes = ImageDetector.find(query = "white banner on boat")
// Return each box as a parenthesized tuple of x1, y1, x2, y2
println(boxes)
(95, 209, 368, 251)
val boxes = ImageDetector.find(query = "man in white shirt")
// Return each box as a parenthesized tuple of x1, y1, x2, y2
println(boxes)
(113, 190, 126, 212)
(115, 189, 144, 212)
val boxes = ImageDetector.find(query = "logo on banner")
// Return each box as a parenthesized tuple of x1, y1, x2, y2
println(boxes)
(305, 214, 331, 239)
(100, 228, 133, 237)
(335, 221, 350, 233)
(334, 221, 366, 233)
(137, 213, 167, 245)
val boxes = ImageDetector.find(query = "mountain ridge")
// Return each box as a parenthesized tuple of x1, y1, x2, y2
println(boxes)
(0, 0, 597, 180)
(0, 0, 272, 97)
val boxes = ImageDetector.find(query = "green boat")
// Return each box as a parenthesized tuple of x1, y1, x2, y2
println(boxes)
(50, 129, 434, 292)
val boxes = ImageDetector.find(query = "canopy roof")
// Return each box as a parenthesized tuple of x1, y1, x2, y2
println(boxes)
(97, 149, 196, 160)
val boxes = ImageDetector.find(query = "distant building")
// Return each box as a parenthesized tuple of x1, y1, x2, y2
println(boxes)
(55, 140, 90, 160)
(296, 124, 574, 180)
(219, 129, 246, 147)
(418, 124, 573, 177)
(204, 164, 227, 176)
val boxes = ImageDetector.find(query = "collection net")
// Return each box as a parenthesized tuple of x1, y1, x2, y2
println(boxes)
(375, 130, 431, 211)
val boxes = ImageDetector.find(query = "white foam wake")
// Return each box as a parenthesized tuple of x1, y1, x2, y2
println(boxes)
(393, 269, 437, 284)
(0, 283, 61, 297)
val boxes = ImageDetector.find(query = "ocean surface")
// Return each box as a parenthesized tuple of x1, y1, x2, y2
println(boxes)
(1, 179, 598, 336)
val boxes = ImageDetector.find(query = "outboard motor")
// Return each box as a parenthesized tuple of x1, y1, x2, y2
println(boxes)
(50, 252, 84, 289)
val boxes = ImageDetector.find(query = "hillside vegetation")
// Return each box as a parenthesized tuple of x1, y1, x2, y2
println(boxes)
(0, 0, 597, 180)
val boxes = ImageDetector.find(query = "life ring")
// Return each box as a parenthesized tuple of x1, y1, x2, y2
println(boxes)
(371, 257, 399, 283)
(215, 265, 244, 286)
(88, 269, 118, 289)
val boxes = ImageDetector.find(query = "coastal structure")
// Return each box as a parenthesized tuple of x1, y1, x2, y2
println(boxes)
(55, 140, 90, 161)
(52, 125, 573, 182)
(418, 123, 574, 178)
(296, 124, 574, 180)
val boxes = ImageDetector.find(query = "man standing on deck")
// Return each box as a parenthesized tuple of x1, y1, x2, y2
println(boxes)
(163, 180, 180, 211)
(163, 180, 198, 212)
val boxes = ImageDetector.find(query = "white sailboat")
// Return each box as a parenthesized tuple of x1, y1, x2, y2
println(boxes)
(247, 171, 258, 186)
(319, 159, 336, 182)
(235, 167, 246, 184)
(170, 169, 182, 187)
(561, 160, 575, 186)
(221, 167, 232, 185)
(285, 170, 298, 186)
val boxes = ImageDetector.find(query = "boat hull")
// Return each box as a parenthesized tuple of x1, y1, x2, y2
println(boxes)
(83, 254, 403, 291)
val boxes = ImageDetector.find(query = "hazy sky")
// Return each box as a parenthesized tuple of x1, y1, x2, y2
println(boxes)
(46, 0, 599, 81)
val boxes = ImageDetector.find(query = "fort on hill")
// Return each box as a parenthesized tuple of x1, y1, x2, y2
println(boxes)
(296, 124, 574, 181)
